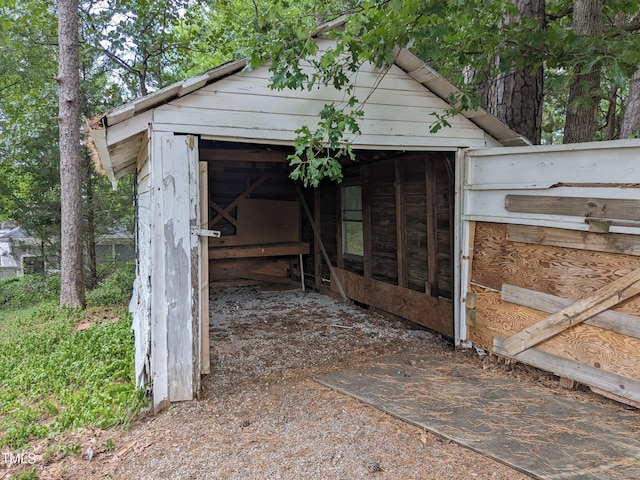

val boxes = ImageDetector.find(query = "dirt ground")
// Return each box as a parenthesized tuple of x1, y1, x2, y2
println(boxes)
(4, 287, 633, 479)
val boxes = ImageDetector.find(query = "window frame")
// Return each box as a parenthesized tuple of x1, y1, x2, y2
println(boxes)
(341, 183, 364, 260)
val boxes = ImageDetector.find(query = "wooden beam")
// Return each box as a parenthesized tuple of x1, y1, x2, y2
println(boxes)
(507, 224, 640, 257)
(313, 188, 322, 286)
(209, 242, 310, 259)
(336, 183, 344, 270)
(199, 162, 210, 375)
(426, 158, 438, 295)
(362, 166, 373, 279)
(501, 284, 640, 340)
(296, 183, 347, 301)
(505, 195, 640, 221)
(502, 267, 640, 355)
(395, 160, 408, 288)
(199, 148, 290, 163)
(209, 173, 270, 226)
(494, 337, 640, 403)
(209, 199, 237, 227)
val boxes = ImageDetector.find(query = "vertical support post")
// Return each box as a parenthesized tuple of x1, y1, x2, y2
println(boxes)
(296, 182, 347, 302)
(362, 165, 373, 279)
(395, 159, 407, 288)
(426, 156, 438, 296)
(336, 183, 344, 270)
(454, 148, 469, 347)
(199, 161, 210, 375)
(313, 188, 322, 287)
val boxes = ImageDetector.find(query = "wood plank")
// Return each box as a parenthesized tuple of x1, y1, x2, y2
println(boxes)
(209, 242, 310, 259)
(503, 267, 640, 355)
(465, 139, 640, 186)
(336, 183, 344, 270)
(469, 286, 640, 383)
(209, 199, 237, 227)
(507, 224, 640, 257)
(210, 260, 293, 284)
(471, 222, 640, 316)
(199, 148, 289, 163)
(589, 387, 640, 409)
(426, 158, 438, 295)
(362, 166, 373, 279)
(332, 268, 453, 336)
(199, 161, 210, 375)
(493, 337, 640, 403)
(501, 284, 640, 340)
(313, 188, 322, 286)
(505, 195, 640, 221)
(395, 160, 408, 288)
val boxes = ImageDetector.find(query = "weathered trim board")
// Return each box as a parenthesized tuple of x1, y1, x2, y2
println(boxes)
(332, 268, 453, 336)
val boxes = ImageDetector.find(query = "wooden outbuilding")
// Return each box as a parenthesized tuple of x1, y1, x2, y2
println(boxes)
(90, 20, 640, 410)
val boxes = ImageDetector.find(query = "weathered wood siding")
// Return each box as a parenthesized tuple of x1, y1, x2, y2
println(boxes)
(149, 132, 200, 409)
(321, 152, 454, 336)
(153, 41, 492, 151)
(462, 140, 640, 405)
(205, 153, 300, 285)
(130, 134, 151, 389)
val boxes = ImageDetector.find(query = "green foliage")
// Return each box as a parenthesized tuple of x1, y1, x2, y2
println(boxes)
(13, 469, 38, 480)
(86, 262, 135, 307)
(242, 0, 640, 181)
(0, 274, 60, 311)
(0, 302, 146, 449)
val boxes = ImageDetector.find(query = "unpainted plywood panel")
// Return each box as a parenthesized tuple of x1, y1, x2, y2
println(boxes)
(471, 222, 640, 315)
(333, 268, 453, 336)
(236, 198, 300, 245)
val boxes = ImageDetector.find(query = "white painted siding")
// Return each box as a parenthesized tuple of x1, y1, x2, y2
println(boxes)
(130, 135, 151, 389)
(153, 61, 489, 150)
(463, 140, 640, 235)
(149, 132, 200, 407)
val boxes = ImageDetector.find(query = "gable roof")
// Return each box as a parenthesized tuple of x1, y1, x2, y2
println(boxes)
(90, 16, 529, 184)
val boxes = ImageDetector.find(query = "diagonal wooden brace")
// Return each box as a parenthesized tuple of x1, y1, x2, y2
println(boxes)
(502, 267, 640, 356)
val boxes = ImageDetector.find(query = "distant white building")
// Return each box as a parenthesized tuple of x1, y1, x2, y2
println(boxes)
(0, 226, 44, 278)
(0, 224, 134, 279)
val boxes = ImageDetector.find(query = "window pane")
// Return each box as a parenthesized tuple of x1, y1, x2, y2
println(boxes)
(344, 221, 364, 256)
(343, 186, 362, 211)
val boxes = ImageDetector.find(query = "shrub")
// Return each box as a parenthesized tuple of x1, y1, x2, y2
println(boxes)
(0, 274, 60, 310)
(87, 262, 135, 306)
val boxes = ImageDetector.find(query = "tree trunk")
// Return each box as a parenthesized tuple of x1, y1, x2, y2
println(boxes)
(484, 0, 545, 144)
(563, 0, 603, 144)
(58, 0, 85, 307)
(620, 67, 640, 138)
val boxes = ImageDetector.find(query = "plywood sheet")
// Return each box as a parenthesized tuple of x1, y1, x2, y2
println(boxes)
(317, 353, 640, 480)
(237, 198, 300, 245)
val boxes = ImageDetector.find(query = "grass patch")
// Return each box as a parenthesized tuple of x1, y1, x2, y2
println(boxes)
(0, 263, 146, 450)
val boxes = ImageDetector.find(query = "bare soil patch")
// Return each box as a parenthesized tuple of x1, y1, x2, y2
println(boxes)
(6, 287, 632, 479)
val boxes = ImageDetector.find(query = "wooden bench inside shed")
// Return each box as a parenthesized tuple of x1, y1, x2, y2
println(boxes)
(208, 198, 309, 287)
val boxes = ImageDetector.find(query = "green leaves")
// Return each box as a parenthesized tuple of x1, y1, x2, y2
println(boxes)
(288, 102, 362, 187)
(0, 266, 144, 449)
